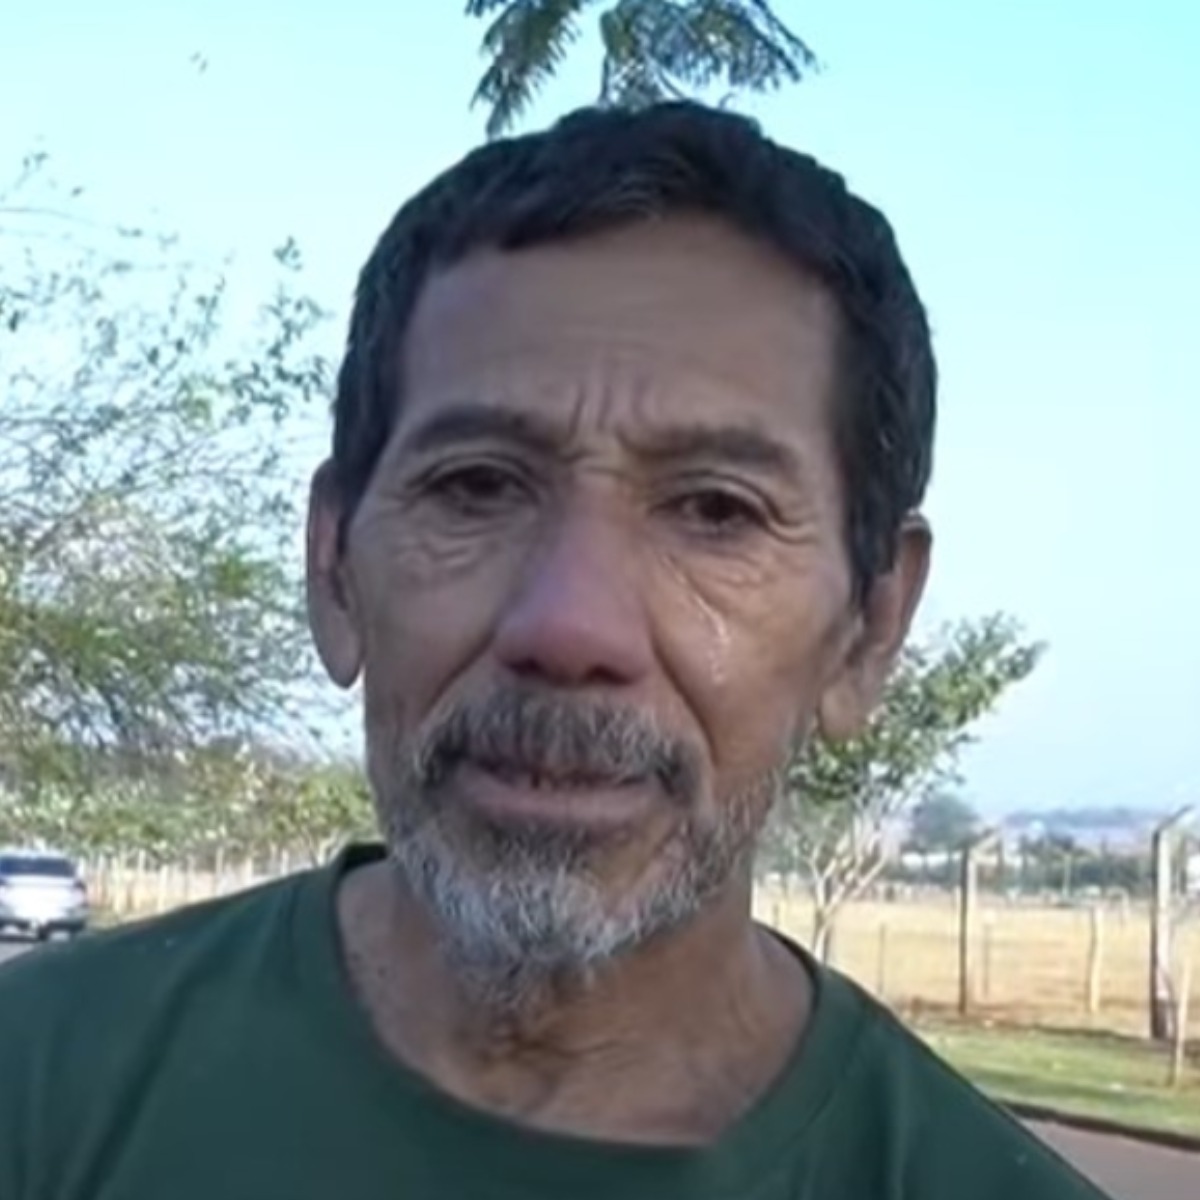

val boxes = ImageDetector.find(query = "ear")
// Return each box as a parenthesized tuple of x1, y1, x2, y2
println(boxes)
(306, 462, 363, 689)
(817, 514, 932, 741)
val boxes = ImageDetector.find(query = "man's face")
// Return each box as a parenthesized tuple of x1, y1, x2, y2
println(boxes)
(308, 215, 927, 989)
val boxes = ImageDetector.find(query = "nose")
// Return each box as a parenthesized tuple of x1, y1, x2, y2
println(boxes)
(492, 507, 653, 688)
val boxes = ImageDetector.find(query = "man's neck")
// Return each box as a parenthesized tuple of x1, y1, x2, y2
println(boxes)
(336, 860, 813, 1146)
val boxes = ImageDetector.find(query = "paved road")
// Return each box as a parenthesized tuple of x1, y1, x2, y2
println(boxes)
(2, 942, 1197, 1197)
(0, 941, 34, 967)
(1031, 1122, 1199, 1200)
(1, 940, 73, 967)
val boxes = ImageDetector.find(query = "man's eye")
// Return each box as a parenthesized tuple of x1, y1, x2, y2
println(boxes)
(427, 464, 528, 513)
(670, 489, 765, 535)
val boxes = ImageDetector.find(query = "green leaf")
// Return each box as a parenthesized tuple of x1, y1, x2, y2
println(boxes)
(1, 154, 333, 794)
(469, 0, 596, 139)
(761, 616, 1044, 932)
(465, 0, 817, 137)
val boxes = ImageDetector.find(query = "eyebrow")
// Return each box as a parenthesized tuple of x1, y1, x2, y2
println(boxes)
(400, 405, 566, 459)
(398, 403, 803, 485)
(631, 424, 802, 484)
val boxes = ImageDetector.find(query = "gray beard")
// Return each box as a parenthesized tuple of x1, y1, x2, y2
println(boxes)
(367, 685, 780, 1012)
(386, 792, 769, 1010)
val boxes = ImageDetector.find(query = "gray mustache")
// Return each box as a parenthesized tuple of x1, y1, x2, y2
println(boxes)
(413, 688, 699, 804)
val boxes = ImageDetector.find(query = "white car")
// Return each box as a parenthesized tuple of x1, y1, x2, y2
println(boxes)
(0, 851, 90, 940)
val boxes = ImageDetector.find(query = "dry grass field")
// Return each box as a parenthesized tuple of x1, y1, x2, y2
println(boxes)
(81, 859, 1199, 1129)
(752, 889, 1200, 1041)
(88, 856, 1199, 1041)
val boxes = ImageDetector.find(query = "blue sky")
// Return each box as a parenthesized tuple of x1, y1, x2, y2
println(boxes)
(3, 0, 1197, 815)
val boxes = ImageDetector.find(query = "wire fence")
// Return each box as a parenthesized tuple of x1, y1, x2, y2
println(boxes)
(74, 852, 1199, 1047)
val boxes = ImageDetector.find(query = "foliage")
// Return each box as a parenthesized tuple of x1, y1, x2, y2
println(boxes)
(236, 754, 377, 866)
(465, 0, 816, 137)
(885, 843, 1154, 898)
(761, 615, 1043, 957)
(0, 156, 332, 791)
(907, 791, 982, 854)
(0, 747, 375, 866)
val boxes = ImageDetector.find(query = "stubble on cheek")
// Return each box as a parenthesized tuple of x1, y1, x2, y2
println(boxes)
(348, 502, 529, 844)
(648, 522, 851, 798)
(348, 491, 531, 687)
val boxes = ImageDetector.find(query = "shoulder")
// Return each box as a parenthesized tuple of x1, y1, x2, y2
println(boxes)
(2, 866, 307, 988)
(0, 868, 314, 1065)
(0, 870, 322, 1199)
(816, 967, 1109, 1198)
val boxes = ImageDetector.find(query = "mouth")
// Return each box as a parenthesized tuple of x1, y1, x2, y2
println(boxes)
(472, 757, 641, 790)
(451, 759, 657, 834)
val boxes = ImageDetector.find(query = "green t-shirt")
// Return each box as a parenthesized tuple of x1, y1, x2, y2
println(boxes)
(0, 845, 1107, 1199)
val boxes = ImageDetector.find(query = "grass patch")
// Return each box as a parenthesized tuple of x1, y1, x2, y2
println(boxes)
(916, 1020, 1200, 1137)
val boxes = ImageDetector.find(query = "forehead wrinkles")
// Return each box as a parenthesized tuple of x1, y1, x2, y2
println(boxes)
(399, 222, 844, 430)
(402, 327, 836, 431)
(543, 351, 692, 450)
(475, 349, 654, 449)
(399, 339, 819, 459)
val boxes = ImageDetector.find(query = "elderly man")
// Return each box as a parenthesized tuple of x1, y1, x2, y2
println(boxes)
(0, 103, 1107, 1198)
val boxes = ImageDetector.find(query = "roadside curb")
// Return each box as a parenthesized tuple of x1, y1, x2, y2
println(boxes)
(1008, 1101, 1200, 1155)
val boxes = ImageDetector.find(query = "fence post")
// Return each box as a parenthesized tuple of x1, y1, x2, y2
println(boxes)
(153, 864, 169, 914)
(1151, 807, 1194, 1041)
(1086, 905, 1105, 1015)
(92, 855, 107, 909)
(1170, 955, 1193, 1088)
(875, 922, 890, 999)
(958, 830, 1000, 1016)
(981, 917, 995, 1002)
(134, 849, 149, 915)
(122, 852, 138, 917)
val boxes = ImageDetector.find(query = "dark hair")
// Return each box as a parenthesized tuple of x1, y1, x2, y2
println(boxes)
(332, 101, 936, 596)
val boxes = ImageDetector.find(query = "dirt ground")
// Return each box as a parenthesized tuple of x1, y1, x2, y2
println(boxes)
(755, 891, 1200, 1041)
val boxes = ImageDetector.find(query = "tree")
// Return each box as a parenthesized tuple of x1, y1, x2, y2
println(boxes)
(0, 749, 375, 867)
(908, 791, 981, 856)
(465, 0, 817, 138)
(231, 752, 376, 866)
(1018, 831, 1081, 897)
(1, 157, 332, 796)
(761, 615, 1043, 960)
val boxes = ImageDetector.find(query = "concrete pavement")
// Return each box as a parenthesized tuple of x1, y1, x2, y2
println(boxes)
(1030, 1121, 1199, 1200)
(0, 941, 33, 967)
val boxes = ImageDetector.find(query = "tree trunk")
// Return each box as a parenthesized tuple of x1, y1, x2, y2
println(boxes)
(811, 875, 836, 964)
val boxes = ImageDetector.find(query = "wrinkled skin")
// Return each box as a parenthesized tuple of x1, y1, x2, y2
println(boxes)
(306, 214, 929, 1141)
